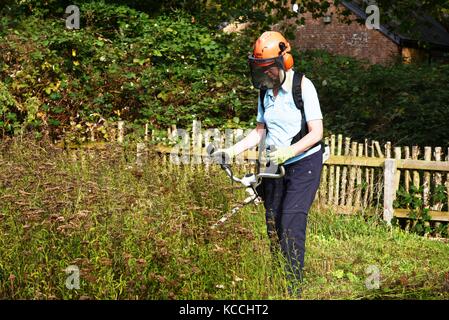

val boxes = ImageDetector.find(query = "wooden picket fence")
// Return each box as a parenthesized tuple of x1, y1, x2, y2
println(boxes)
(88, 120, 449, 228)
(318, 135, 449, 227)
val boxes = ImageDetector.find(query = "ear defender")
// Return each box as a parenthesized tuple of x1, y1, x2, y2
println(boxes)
(279, 41, 294, 70)
(283, 53, 294, 70)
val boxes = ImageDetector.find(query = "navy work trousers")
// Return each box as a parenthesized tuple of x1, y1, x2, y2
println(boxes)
(259, 150, 322, 283)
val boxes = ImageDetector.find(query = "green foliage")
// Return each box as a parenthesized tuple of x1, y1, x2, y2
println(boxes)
(0, 81, 20, 134)
(296, 50, 449, 147)
(7, 0, 449, 34)
(1, 2, 448, 148)
(4, 0, 326, 33)
(0, 3, 258, 139)
(394, 186, 448, 237)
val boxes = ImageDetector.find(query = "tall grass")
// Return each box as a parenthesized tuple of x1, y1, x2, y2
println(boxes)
(0, 138, 448, 299)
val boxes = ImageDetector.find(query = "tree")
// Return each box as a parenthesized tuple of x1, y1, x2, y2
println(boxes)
(5, 1, 449, 36)
(337, 0, 449, 35)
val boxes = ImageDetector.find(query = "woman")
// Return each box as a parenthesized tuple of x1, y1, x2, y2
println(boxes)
(213, 31, 323, 295)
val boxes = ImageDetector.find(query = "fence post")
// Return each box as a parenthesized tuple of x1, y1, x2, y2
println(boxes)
(394, 147, 402, 198)
(328, 134, 335, 205)
(363, 139, 370, 208)
(385, 141, 391, 159)
(234, 129, 244, 165)
(90, 128, 95, 142)
(319, 136, 329, 205)
(447, 147, 449, 236)
(144, 123, 149, 142)
(151, 129, 156, 142)
(423, 147, 432, 207)
(368, 140, 375, 206)
(374, 141, 384, 158)
(192, 120, 202, 165)
(433, 147, 442, 237)
(136, 142, 146, 167)
(355, 143, 364, 209)
(334, 134, 343, 206)
(346, 141, 358, 207)
(117, 121, 124, 143)
(339, 137, 351, 206)
(383, 159, 397, 225)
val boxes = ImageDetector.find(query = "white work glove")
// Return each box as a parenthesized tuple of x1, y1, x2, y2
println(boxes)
(211, 147, 237, 165)
(268, 146, 296, 165)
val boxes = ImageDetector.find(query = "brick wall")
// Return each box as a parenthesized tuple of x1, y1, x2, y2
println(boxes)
(288, 3, 400, 64)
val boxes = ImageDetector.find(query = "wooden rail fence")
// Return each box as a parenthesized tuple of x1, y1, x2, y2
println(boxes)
(79, 120, 449, 229)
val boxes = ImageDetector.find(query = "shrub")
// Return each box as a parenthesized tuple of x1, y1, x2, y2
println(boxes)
(296, 50, 449, 148)
(1, 3, 448, 148)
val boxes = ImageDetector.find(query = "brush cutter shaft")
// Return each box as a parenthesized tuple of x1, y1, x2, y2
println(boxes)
(206, 143, 285, 229)
(258, 166, 285, 179)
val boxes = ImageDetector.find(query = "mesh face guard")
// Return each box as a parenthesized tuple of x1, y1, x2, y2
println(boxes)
(248, 55, 286, 90)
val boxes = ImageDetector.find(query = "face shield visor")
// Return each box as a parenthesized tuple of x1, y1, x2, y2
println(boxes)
(248, 55, 286, 90)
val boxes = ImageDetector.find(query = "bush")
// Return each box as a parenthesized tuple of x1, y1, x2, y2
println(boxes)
(296, 50, 449, 147)
(1, 3, 448, 148)
(0, 3, 258, 140)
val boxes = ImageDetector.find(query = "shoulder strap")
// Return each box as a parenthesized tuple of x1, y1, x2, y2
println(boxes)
(292, 71, 305, 113)
(291, 71, 307, 145)
(291, 71, 324, 152)
(259, 89, 267, 113)
(257, 89, 267, 174)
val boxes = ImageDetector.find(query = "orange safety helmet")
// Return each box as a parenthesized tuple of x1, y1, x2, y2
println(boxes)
(248, 31, 293, 89)
(251, 31, 294, 70)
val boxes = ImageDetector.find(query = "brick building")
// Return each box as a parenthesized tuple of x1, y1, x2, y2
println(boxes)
(287, 1, 449, 64)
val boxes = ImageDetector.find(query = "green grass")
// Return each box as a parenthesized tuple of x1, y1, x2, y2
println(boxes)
(0, 138, 448, 299)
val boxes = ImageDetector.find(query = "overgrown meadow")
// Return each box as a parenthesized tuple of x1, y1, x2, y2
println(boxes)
(0, 139, 448, 299)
